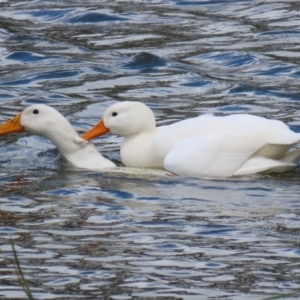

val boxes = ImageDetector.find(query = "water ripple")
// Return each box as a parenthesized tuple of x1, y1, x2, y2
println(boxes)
(0, 1, 300, 299)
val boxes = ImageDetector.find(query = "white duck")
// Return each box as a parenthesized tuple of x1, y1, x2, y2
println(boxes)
(82, 101, 300, 178)
(0, 104, 116, 170)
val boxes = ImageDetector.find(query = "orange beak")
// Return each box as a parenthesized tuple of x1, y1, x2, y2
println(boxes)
(81, 119, 110, 141)
(0, 113, 25, 135)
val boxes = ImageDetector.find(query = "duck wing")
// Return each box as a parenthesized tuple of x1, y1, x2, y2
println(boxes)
(163, 127, 300, 178)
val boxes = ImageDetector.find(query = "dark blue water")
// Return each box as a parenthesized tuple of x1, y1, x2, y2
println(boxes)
(0, 0, 300, 299)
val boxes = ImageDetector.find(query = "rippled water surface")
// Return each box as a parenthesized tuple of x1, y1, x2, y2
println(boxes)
(1, 0, 300, 299)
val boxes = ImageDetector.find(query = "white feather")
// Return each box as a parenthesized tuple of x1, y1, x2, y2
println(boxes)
(96, 101, 300, 178)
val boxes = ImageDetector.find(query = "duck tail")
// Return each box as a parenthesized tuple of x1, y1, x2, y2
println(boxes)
(282, 148, 300, 164)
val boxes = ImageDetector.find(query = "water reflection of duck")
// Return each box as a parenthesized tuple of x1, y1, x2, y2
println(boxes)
(82, 101, 300, 178)
(0, 104, 116, 170)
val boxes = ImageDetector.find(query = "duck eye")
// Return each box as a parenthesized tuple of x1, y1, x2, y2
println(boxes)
(112, 112, 118, 117)
(33, 109, 39, 114)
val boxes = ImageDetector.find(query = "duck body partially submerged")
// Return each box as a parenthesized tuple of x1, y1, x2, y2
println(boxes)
(0, 104, 116, 170)
(82, 101, 300, 178)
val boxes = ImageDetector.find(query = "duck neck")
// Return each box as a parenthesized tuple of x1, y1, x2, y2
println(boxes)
(37, 121, 87, 157)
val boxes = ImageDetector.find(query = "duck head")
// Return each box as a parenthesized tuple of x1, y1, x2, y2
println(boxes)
(0, 104, 79, 143)
(82, 101, 156, 140)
